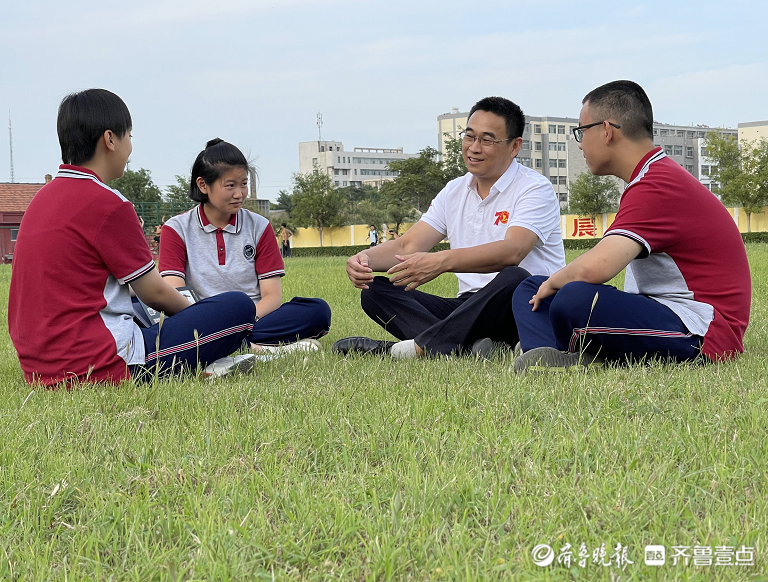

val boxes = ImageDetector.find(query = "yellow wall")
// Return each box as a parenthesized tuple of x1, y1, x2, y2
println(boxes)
(285, 207, 765, 247)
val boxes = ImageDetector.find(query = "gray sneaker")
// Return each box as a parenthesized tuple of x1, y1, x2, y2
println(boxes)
(470, 338, 511, 359)
(513, 346, 604, 374)
(204, 354, 256, 378)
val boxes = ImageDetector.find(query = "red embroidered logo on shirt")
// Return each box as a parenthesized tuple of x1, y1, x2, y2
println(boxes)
(494, 211, 510, 225)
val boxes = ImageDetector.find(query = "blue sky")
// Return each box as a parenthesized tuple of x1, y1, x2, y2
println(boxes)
(1, 0, 766, 201)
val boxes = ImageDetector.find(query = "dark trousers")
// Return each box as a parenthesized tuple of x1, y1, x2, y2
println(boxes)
(249, 297, 331, 345)
(360, 266, 531, 356)
(512, 276, 703, 363)
(131, 291, 255, 379)
(282, 241, 291, 258)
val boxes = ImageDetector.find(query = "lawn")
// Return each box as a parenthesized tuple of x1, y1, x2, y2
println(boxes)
(0, 248, 767, 580)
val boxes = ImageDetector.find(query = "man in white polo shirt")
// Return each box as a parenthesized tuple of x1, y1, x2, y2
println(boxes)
(334, 96, 566, 358)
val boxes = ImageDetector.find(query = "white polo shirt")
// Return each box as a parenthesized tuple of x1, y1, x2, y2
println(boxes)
(420, 159, 565, 296)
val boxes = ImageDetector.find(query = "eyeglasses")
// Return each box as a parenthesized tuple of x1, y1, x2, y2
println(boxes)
(459, 130, 514, 148)
(572, 121, 621, 143)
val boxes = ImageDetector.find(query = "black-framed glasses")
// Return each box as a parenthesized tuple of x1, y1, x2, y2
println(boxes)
(459, 130, 514, 148)
(572, 121, 621, 143)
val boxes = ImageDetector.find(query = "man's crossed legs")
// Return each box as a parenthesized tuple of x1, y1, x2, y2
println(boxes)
(335, 266, 531, 357)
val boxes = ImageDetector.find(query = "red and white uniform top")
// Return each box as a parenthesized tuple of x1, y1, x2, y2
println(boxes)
(605, 148, 751, 361)
(8, 165, 154, 385)
(420, 159, 566, 296)
(159, 205, 284, 305)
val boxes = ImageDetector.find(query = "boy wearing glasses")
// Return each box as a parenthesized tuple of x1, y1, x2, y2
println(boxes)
(336, 96, 565, 358)
(512, 80, 750, 372)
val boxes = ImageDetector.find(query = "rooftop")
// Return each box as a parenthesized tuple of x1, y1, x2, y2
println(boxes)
(0, 183, 44, 212)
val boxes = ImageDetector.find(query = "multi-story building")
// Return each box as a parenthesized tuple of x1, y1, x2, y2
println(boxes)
(438, 109, 738, 206)
(298, 141, 418, 188)
(737, 120, 768, 144)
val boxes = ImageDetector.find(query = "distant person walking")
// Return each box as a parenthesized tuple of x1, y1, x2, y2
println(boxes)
(388, 229, 399, 241)
(367, 225, 379, 247)
(281, 222, 292, 258)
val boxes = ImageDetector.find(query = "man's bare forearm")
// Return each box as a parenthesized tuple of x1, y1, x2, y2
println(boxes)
(363, 238, 420, 272)
(437, 240, 530, 274)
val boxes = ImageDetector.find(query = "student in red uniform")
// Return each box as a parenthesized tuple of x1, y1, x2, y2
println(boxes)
(159, 139, 330, 354)
(8, 89, 256, 386)
(512, 80, 751, 372)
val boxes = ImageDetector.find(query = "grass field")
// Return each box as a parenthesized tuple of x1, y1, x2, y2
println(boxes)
(1, 248, 767, 581)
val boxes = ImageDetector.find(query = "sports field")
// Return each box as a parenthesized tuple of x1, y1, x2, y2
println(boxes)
(1, 248, 766, 580)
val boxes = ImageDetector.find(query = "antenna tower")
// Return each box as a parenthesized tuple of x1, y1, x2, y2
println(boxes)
(317, 112, 323, 142)
(9, 112, 15, 183)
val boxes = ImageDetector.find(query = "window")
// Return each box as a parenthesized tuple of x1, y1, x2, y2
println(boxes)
(334, 181, 339, 186)
(558, 125, 565, 134)
(548, 143, 557, 151)
(685, 165, 694, 173)
(342, 169, 348, 176)
(549, 176, 558, 185)
(334, 169, 339, 175)
(343, 181, 347, 186)
(674, 145, 683, 156)
(559, 176, 567, 185)
(653, 129, 659, 136)
(518, 157, 532, 167)
(10, 229, 18, 242)
(336, 146, 341, 151)
(664, 145, 673, 155)
(558, 142, 566, 151)
(549, 125, 557, 134)
(535, 141, 542, 151)
(660, 129, 668, 136)
(320, 146, 325, 152)
(677, 130, 684, 137)
(535, 159, 542, 168)
(559, 193, 568, 202)
(701, 147, 707, 157)
(337, 157, 341, 163)
(312, 157, 318, 165)
(558, 159, 566, 168)
(549, 159, 558, 168)
(534, 124, 541, 134)
(354, 169, 357, 175)
(686, 147, 693, 158)
(687, 131, 694, 138)
(697, 131, 706, 138)
(701, 165, 710, 175)
(522, 140, 530, 150)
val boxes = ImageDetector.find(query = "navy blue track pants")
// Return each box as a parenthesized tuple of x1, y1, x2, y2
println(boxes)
(512, 276, 703, 363)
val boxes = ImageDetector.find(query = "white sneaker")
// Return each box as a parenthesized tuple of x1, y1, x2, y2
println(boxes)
(203, 354, 256, 378)
(253, 338, 322, 356)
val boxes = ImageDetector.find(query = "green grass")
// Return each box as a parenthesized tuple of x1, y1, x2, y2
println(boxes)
(1, 248, 767, 580)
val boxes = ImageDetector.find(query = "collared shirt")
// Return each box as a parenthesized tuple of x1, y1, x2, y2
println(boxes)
(160, 205, 284, 305)
(420, 159, 565, 295)
(605, 148, 750, 361)
(8, 165, 154, 385)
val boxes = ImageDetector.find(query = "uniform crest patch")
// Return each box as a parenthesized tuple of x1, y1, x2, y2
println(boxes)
(494, 210, 510, 225)
(243, 244, 256, 260)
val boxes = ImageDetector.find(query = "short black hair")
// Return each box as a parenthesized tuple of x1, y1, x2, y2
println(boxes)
(467, 96, 525, 140)
(190, 138, 253, 203)
(582, 80, 653, 141)
(281, 223, 287, 227)
(57, 89, 132, 166)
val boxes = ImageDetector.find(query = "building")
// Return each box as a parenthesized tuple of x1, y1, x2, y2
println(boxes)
(298, 141, 418, 188)
(738, 120, 768, 144)
(0, 177, 49, 261)
(438, 109, 738, 206)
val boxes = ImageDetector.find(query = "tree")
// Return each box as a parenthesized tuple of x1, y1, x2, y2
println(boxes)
(706, 132, 768, 232)
(108, 168, 162, 203)
(568, 172, 621, 226)
(386, 147, 446, 213)
(274, 189, 294, 213)
(289, 169, 344, 246)
(165, 174, 191, 205)
(442, 132, 468, 182)
(380, 180, 419, 235)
